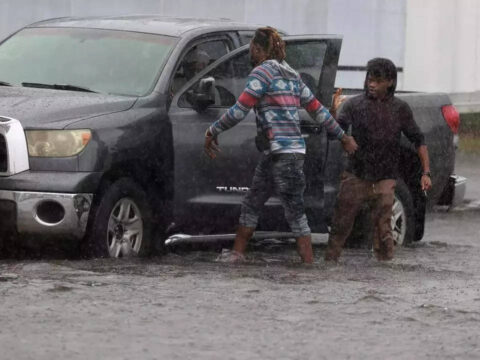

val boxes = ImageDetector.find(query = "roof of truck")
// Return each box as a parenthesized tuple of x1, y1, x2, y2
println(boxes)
(28, 15, 260, 37)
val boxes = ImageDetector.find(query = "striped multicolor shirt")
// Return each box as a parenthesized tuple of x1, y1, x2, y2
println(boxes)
(208, 59, 344, 154)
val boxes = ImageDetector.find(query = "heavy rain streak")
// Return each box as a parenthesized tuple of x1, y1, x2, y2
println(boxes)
(1, 1, 480, 360)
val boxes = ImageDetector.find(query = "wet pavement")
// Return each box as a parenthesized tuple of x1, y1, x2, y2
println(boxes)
(1, 154, 479, 360)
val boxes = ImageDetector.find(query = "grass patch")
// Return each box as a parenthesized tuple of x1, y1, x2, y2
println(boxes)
(459, 134, 480, 153)
(459, 113, 480, 153)
(460, 113, 480, 135)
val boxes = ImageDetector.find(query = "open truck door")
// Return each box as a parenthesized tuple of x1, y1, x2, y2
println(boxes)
(168, 35, 342, 234)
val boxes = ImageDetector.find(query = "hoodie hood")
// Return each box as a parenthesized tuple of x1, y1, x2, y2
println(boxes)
(264, 59, 299, 80)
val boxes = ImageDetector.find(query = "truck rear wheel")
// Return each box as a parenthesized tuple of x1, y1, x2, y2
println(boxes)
(392, 179, 415, 246)
(87, 178, 152, 258)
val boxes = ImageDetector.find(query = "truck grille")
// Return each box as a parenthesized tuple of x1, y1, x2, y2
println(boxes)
(0, 116, 28, 176)
(0, 134, 7, 172)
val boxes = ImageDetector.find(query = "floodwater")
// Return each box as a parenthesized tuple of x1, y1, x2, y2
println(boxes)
(1, 155, 479, 360)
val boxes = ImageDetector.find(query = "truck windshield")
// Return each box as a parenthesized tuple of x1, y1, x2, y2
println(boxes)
(0, 27, 177, 96)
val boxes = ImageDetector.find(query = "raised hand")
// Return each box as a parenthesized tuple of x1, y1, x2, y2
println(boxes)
(331, 88, 347, 117)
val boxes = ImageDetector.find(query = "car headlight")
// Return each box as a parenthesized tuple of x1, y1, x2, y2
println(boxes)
(25, 129, 92, 157)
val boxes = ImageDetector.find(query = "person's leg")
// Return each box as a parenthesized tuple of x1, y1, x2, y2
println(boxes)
(232, 225, 255, 255)
(325, 172, 368, 261)
(272, 156, 313, 263)
(296, 234, 314, 264)
(371, 179, 396, 260)
(233, 155, 273, 256)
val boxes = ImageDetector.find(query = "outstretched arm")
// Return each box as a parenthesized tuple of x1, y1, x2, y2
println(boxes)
(208, 67, 271, 137)
(400, 103, 432, 191)
(205, 67, 270, 159)
(418, 145, 432, 191)
(208, 92, 259, 136)
(204, 92, 259, 159)
(300, 83, 357, 154)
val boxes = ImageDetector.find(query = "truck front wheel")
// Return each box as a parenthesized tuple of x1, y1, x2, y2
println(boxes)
(87, 178, 152, 258)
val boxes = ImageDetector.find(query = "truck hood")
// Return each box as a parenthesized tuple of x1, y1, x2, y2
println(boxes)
(0, 86, 137, 128)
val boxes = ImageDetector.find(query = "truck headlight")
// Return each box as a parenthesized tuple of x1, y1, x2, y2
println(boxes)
(25, 129, 92, 157)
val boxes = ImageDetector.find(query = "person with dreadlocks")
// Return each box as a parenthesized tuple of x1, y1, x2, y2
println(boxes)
(324, 58, 432, 262)
(204, 26, 358, 263)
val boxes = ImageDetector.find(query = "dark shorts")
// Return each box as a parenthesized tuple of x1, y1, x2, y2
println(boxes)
(239, 153, 310, 237)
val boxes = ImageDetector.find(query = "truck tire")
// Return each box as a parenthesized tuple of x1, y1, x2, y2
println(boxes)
(87, 178, 153, 258)
(392, 179, 415, 246)
(412, 187, 426, 241)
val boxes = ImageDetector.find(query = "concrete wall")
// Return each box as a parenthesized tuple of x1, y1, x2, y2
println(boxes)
(0, 0, 330, 39)
(2, 0, 479, 105)
(404, 0, 480, 93)
(326, 0, 406, 89)
(0, 0, 405, 90)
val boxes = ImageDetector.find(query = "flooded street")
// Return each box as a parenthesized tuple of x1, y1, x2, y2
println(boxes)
(1, 156, 480, 360)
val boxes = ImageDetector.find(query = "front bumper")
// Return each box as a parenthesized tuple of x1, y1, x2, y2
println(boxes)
(0, 116, 97, 239)
(0, 190, 93, 239)
(438, 175, 467, 208)
(450, 175, 467, 208)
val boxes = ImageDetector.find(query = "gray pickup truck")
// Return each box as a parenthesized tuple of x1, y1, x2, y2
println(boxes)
(0, 16, 466, 257)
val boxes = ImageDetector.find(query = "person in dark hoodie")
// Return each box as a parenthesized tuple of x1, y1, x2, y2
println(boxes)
(324, 57, 432, 262)
(204, 27, 358, 263)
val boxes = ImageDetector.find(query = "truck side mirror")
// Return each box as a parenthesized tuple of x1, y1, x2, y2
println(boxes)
(186, 77, 215, 112)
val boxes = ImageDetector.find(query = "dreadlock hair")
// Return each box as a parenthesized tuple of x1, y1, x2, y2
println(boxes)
(252, 27, 286, 62)
(365, 57, 397, 95)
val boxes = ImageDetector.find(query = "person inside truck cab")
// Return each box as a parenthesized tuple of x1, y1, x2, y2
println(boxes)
(204, 26, 358, 264)
(172, 48, 211, 94)
(324, 57, 432, 262)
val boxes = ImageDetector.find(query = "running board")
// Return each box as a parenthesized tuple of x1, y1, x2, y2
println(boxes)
(164, 232, 296, 246)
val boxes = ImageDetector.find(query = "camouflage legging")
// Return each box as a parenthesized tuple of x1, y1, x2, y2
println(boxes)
(239, 153, 310, 237)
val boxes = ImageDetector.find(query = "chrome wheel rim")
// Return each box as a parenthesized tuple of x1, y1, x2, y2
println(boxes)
(107, 198, 143, 257)
(391, 195, 407, 246)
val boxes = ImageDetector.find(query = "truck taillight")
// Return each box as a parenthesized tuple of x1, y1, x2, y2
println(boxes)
(441, 105, 460, 134)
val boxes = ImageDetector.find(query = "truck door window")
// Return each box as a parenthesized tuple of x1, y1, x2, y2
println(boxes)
(285, 42, 327, 96)
(179, 50, 251, 108)
(179, 40, 328, 109)
(171, 39, 229, 94)
(238, 31, 255, 46)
